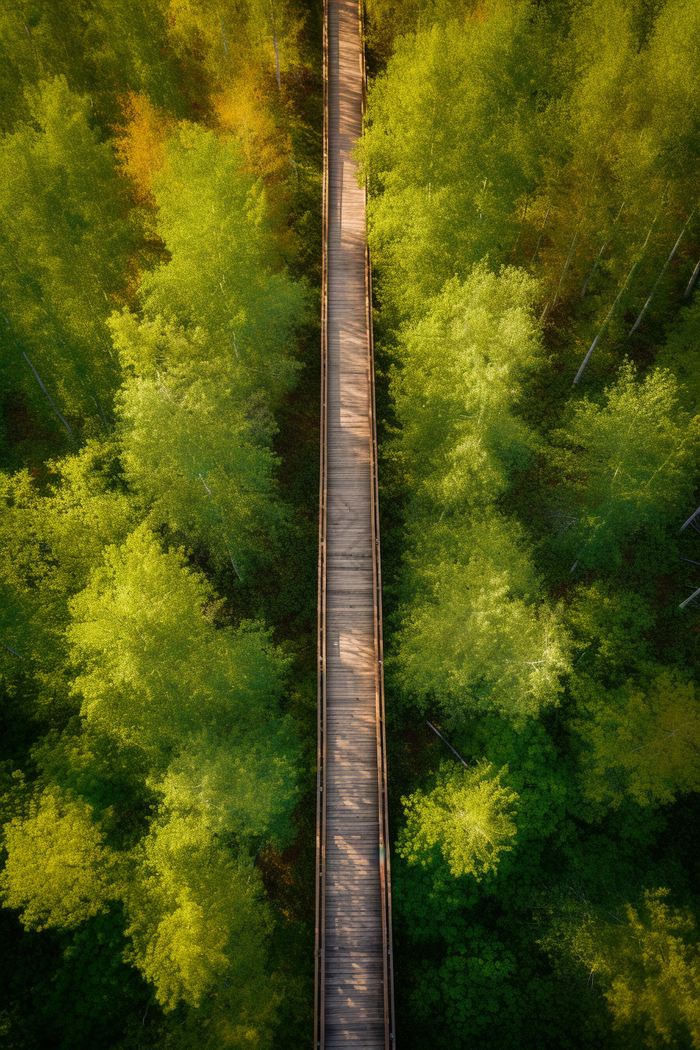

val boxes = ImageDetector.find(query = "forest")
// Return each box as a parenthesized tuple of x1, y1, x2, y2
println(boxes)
(1, 0, 700, 1048)
(361, 0, 700, 1046)
(0, 1, 321, 1046)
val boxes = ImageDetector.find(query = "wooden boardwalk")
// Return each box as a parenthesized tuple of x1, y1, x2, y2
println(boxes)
(315, 1, 396, 1047)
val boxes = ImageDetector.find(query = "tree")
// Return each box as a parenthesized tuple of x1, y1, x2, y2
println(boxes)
(397, 760, 519, 880)
(29, 724, 155, 849)
(396, 513, 570, 725)
(67, 526, 290, 757)
(0, 77, 133, 425)
(156, 726, 299, 847)
(645, 0, 700, 202)
(113, 317, 284, 571)
(566, 581, 656, 687)
(0, 0, 181, 132)
(114, 90, 172, 205)
(392, 264, 544, 512)
(406, 928, 520, 1050)
(603, 890, 700, 1048)
(136, 123, 303, 393)
(574, 671, 700, 808)
(0, 440, 135, 695)
(123, 811, 274, 1012)
(654, 298, 700, 410)
(163, 0, 303, 98)
(545, 889, 700, 1049)
(111, 123, 305, 565)
(364, 0, 483, 66)
(0, 785, 118, 931)
(550, 364, 700, 569)
(359, 4, 555, 313)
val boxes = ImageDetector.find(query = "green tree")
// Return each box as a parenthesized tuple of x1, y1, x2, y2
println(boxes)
(359, 6, 553, 313)
(0, 785, 119, 931)
(397, 760, 519, 879)
(654, 298, 700, 410)
(566, 581, 656, 686)
(67, 526, 290, 757)
(137, 123, 303, 392)
(112, 124, 305, 565)
(545, 889, 700, 1048)
(551, 364, 700, 569)
(406, 928, 520, 1050)
(0, 440, 135, 695)
(0, 0, 181, 132)
(364, 0, 482, 65)
(392, 264, 544, 512)
(396, 514, 570, 724)
(0, 77, 133, 426)
(30, 724, 155, 849)
(112, 317, 284, 571)
(574, 671, 700, 808)
(156, 727, 299, 846)
(603, 890, 700, 1048)
(124, 811, 274, 1012)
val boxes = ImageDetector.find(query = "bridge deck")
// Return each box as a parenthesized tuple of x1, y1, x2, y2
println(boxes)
(315, 1, 395, 1047)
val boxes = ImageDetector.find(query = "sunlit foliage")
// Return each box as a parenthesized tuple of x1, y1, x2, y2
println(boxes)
(398, 761, 518, 879)
(575, 670, 700, 807)
(365, 1, 700, 1046)
(67, 526, 290, 755)
(550, 364, 700, 569)
(1, 786, 119, 931)
(0, 77, 132, 425)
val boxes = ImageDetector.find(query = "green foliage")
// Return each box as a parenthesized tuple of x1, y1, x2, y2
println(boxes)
(0, 0, 181, 131)
(574, 671, 700, 808)
(543, 889, 700, 1048)
(391, 264, 570, 725)
(361, 0, 700, 346)
(392, 264, 544, 510)
(396, 514, 570, 724)
(124, 812, 273, 1012)
(603, 889, 700, 1048)
(113, 317, 285, 571)
(157, 729, 299, 846)
(164, 0, 304, 94)
(409, 928, 519, 1047)
(0, 785, 119, 931)
(112, 125, 305, 566)
(30, 725, 155, 848)
(655, 298, 700, 410)
(359, 5, 553, 315)
(0, 0, 317, 1044)
(398, 760, 518, 879)
(138, 123, 304, 388)
(566, 581, 656, 686)
(67, 526, 290, 755)
(364, 0, 482, 65)
(368, 2, 700, 1046)
(0, 77, 133, 425)
(0, 439, 135, 698)
(550, 364, 700, 569)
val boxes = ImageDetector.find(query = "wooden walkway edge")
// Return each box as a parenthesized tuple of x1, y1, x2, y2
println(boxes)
(314, 1, 396, 1046)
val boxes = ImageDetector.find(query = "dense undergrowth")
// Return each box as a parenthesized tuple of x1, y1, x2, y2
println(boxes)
(0, 2, 321, 1047)
(361, 0, 700, 1046)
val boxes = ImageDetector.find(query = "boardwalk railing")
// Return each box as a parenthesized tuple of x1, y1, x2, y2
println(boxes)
(314, 0, 329, 1040)
(314, 1, 396, 1046)
(360, 7, 397, 1041)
